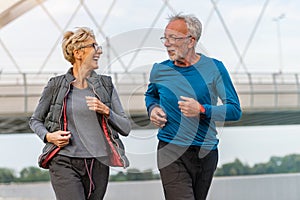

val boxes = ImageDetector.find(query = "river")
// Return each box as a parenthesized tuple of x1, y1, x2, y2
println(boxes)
(1, 125, 300, 173)
(0, 125, 300, 199)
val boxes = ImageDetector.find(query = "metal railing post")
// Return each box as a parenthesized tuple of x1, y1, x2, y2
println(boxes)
(22, 73, 28, 113)
(113, 72, 118, 88)
(296, 73, 300, 107)
(272, 73, 278, 108)
(247, 73, 254, 108)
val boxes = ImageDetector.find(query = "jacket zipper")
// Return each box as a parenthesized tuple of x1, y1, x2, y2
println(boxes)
(58, 81, 73, 130)
(90, 83, 127, 168)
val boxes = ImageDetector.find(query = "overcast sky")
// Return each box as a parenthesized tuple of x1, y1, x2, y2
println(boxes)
(0, 0, 299, 74)
(0, 0, 300, 173)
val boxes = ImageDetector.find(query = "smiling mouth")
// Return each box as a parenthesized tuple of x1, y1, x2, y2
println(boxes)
(93, 56, 99, 61)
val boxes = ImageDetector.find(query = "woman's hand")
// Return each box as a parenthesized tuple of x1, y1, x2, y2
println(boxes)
(46, 131, 71, 148)
(85, 96, 110, 117)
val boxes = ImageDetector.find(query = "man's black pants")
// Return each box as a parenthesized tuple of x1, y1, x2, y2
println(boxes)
(158, 141, 218, 200)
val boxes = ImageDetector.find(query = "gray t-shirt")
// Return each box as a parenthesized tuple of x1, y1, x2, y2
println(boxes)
(59, 86, 108, 158)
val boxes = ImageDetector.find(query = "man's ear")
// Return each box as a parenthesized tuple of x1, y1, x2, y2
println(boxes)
(188, 37, 196, 49)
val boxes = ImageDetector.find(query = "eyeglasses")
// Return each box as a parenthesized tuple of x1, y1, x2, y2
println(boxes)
(160, 35, 192, 44)
(80, 43, 102, 52)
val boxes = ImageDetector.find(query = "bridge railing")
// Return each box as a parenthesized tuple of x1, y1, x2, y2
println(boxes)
(0, 72, 299, 114)
(232, 73, 300, 110)
(0, 72, 58, 114)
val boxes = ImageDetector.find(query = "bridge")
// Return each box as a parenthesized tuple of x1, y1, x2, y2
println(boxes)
(0, 71, 299, 133)
(0, 2, 300, 199)
(1, 0, 299, 133)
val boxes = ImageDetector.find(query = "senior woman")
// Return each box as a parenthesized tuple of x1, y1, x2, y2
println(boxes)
(29, 27, 131, 200)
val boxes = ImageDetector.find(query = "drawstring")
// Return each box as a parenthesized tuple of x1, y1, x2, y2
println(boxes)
(84, 158, 95, 199)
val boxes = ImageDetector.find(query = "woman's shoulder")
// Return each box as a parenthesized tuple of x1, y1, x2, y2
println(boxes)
(48, 74, 66, 86)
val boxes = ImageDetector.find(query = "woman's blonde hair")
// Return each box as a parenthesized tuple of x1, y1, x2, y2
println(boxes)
(62, 27, 95, 64)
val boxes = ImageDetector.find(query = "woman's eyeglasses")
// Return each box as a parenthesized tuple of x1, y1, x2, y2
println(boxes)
(80, 43, 102, 52)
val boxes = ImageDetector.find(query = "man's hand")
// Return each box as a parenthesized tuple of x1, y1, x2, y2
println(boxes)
(150, 107, 167, 128)
(178, 96, 202, 117)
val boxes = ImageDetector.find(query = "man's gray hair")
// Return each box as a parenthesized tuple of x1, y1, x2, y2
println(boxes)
(168, 13, 202, 42)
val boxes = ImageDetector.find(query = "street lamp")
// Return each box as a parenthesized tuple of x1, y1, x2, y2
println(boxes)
(273, 14, 285, 73)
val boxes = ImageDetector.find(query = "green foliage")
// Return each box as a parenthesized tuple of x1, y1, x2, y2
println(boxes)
(0, 167, 50, 183)
(0, 168, 16, 183)
(109, 171, 127, 182)
(1, 154, 300, 183)
(109, 168, 160, 182)
(215, 159, 251, 176)
(17, 166, 50, 182)
(215, 154, 300, 176)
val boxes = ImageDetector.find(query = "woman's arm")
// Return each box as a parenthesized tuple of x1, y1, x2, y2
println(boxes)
(107, 88, 131, 136)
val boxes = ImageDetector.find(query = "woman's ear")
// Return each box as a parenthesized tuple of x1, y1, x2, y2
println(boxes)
(73, 49, 82, 60)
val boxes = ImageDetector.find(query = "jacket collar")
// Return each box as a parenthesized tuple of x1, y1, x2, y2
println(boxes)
(86, 70, 99, 85)
(65, 68, 76, 83)
(65, 67, 98, 83)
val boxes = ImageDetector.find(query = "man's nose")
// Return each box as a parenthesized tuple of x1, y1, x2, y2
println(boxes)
(164, 39, 171, 47)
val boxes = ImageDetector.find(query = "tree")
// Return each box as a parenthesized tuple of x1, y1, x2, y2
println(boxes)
(109, 171, 127, 182)
(141, 169, 156, 180)
(18, 166, 50, 182)
(126, 168, 143, 181)
(280, 154, 300, 173)
(216, 154, 300, 176)
(0, 168, 16, 183)
(215, 159, 251, 176)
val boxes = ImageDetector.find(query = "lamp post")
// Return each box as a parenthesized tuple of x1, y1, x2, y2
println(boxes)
(273, 14, 285, 73)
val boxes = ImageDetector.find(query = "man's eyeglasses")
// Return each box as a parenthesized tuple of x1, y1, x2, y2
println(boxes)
(160, 35, 192, 44)
(80, 43, 102, 52)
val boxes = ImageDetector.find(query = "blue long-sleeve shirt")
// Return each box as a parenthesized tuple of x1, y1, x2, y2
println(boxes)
(145, 54, 241, 149)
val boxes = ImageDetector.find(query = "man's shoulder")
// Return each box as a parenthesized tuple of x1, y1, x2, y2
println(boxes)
(159, 59, 171, 65)
(199, 54, 224, 68)
(151, 59, 171, 69)
(151, 59, 174, 72)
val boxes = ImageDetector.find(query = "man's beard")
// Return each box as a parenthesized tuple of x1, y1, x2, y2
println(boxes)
(168, 50, 187, 63)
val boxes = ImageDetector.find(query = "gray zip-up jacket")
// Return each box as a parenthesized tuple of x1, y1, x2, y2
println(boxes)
(29, 68, 131, 167)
